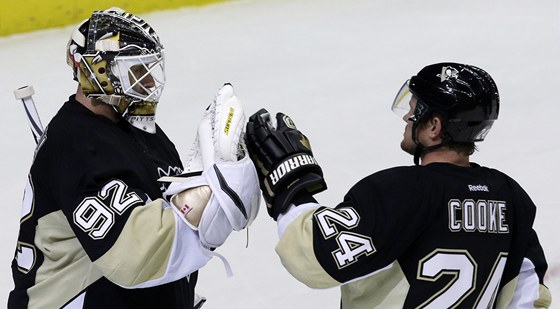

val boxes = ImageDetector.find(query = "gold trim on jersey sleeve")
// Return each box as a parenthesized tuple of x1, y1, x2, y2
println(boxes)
(496, 276, 551, 309)
(275, 208, 339, 288)
(30, 210, 103, 309)
(535, 284, 552, 308)
(341, 263, 409, 308)
(93, 199, 175, 287)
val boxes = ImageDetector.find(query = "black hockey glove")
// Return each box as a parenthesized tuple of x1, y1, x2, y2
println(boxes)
(246, 108, 326, 220)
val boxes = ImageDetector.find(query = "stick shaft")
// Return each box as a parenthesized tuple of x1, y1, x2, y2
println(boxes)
(14, 86, 44, 145)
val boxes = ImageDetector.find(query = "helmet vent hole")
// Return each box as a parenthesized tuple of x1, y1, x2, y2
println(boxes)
(98, 67, 106, 74)
(100, 81, 108, 87)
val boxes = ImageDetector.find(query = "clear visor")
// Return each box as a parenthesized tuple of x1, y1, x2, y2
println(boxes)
(112, 51, 165, 103)
(391, 79, 413, 119)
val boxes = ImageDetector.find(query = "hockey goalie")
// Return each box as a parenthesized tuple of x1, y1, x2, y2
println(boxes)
(8, 7, 259, 309)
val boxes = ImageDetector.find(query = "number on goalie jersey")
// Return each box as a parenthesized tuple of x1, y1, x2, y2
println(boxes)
(277, 164, 549, 308)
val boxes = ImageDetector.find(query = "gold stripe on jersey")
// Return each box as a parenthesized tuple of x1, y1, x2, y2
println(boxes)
(495, 276, 551, 308)
(30, 210, 103, 309)
(495, 275, 517, 308)
(340, 263, 409, 308)
(275, 209, 339, 288)
(535, 284, 552, 308)
(94, 199, 175, 287)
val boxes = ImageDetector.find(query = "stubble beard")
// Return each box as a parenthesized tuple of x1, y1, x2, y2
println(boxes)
(401, 139, 415, 156)
(401, 125, 416, 155)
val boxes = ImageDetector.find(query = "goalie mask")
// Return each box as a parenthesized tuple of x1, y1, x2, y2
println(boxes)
(66, 7, 165, 133)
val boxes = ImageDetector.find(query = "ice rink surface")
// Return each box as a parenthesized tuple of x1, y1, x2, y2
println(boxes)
(1, 0, 558, 307)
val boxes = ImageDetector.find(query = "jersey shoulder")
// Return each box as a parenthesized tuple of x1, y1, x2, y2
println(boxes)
(349, 165, 423, 196)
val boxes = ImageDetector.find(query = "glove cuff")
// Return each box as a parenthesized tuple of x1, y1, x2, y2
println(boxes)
(269, 173, 326, 220)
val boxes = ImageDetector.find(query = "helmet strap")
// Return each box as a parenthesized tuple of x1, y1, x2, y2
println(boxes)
(412, 123, 446, 165)
(413, 143, 446, 165)
(412, 123, 422, 165)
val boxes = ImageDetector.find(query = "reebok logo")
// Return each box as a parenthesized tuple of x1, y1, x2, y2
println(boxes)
(468, 184, 489, 192)
(269, 154, 317, 185)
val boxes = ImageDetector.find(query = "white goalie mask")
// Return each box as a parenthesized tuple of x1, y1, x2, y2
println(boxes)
(67, 7, 166, 133)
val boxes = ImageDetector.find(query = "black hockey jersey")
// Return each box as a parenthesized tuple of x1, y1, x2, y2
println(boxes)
(276, 163, 551, 308)
(9, 96, 211, 308)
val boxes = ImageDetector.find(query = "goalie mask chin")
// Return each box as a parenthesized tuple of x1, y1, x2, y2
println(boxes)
(112, 97, 159, 134)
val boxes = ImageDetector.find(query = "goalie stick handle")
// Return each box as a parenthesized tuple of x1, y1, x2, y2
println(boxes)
(14, 85, 44, 145)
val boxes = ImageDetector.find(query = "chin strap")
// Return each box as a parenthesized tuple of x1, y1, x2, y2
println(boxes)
(413, 145, 422, 166)
(412, 123, 446, 165)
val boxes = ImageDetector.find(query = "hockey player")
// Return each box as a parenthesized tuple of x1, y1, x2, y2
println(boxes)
(246, 63, 551, 308)
(8, 8, 260, 309)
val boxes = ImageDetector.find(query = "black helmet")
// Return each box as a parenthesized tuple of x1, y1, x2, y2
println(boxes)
(393, 62, 500, 143)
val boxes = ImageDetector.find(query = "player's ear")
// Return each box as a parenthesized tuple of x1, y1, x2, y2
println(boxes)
(428, 115, 443, 140)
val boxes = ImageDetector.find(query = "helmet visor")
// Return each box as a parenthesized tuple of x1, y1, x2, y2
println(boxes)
(391, 80, 430, 123)
(391, 80, 413, 119)
(113, 51, 165, 103)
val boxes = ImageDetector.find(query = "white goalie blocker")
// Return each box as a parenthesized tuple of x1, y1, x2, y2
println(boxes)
(160, 84, 260, 249)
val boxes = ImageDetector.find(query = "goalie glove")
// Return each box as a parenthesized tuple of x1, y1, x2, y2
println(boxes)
(173, 83, 246, 175)
(245, 108, 326, 220)
(161, 84, 260, 249)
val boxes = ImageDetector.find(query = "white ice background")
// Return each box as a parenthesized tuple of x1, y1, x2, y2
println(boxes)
(0, 0, 559, 307)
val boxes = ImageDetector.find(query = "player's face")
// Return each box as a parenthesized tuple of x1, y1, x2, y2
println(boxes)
(400, 96, 417, 155)
(128, 64, 155, 95)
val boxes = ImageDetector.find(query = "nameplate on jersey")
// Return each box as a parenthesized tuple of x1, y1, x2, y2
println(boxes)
(448, 199, 509, 233)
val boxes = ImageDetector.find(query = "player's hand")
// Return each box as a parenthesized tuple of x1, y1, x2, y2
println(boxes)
(245, 108, 326, 220)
